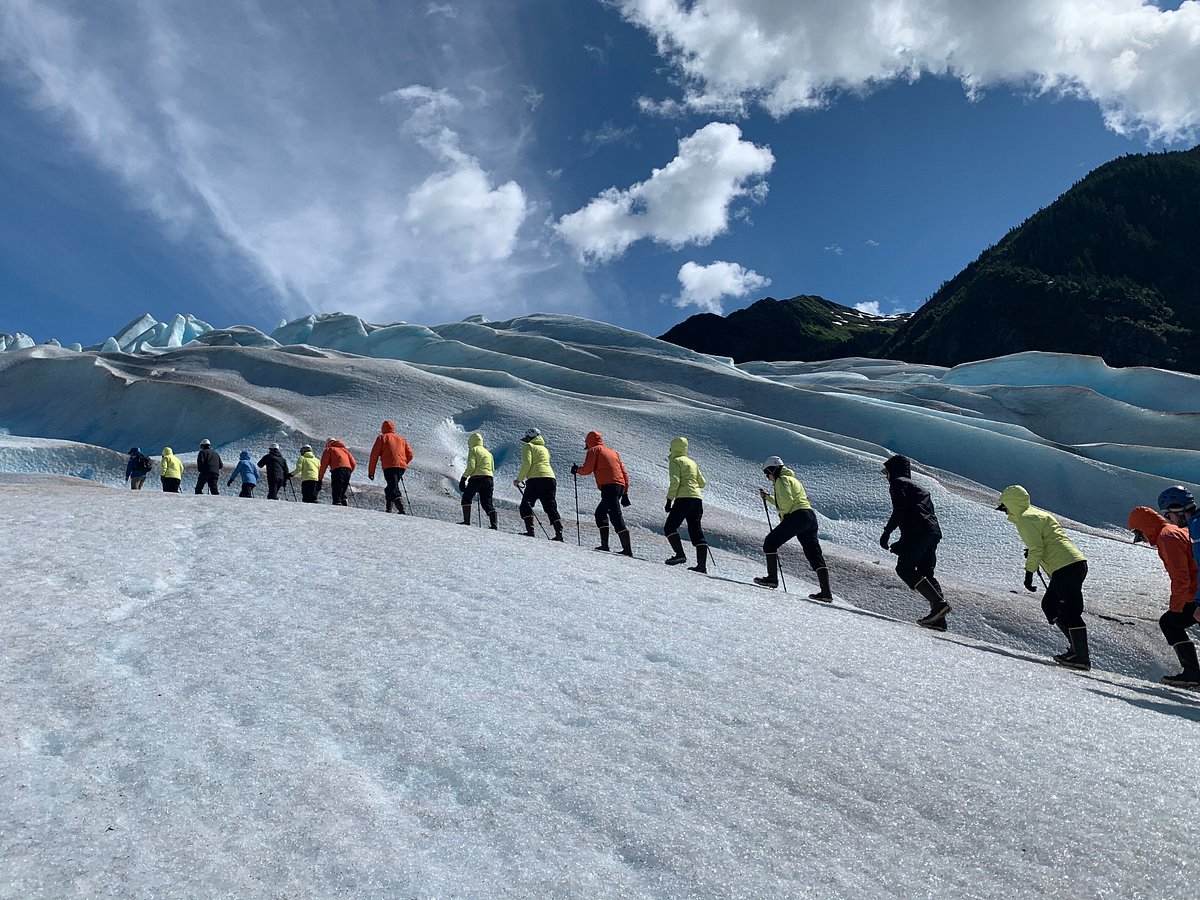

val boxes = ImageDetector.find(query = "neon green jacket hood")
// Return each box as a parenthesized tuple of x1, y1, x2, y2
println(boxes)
(517, 435, 554, 481)
(999, 485, 1086, 575)
(464, 433, 494, 478)
(765, 465, 812, 516)
(667, 437, 705, 500)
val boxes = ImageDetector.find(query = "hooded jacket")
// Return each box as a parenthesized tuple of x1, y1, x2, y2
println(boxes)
(517, 435, 555, 481)
(160, 448, 183, 480)
(1129, 506, 1199, 611)
(998, 485, 1086, 576)
(463, 432, 494, 478)
(368, 421, 414, 478)
(319, 440, 356, 480)
(765, 465, 812, 517)
(291, 449, 320, 482)
(576, 431, 629, 489)
(229, 450, 259, 486)
(196, 446, 223, 475)
(125, 448, 150, 479)
(666, 437, 705, 501)
(882, 455, 941, 539)
(257, 448, 290, 482)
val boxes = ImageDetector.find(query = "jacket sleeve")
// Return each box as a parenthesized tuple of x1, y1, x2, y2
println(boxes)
(403, 440, 413, 467)
(516, 443, 531, 481)
(696, 465, 706, 490)
(883, 481, 910, 534)
(1020, 516, 1046, 573)
(617, 453, 630, 490)
(464, 446, 480, 478)
(319, 450, 330, 481)
(347, 451, 356, 471)
(576, 447, 597, 477)
(258, 455, 270, 468)
(368, 437, 382, 478)
(216, 453, 224, 471)
(125, 458, 135, 478)
(1162, 536, 1197, 612)
(667, 458, 680, 501)
(764, 485, 779, 508)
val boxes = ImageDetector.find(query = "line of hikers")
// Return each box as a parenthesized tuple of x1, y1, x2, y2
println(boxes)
(124, 423, 1200, 687)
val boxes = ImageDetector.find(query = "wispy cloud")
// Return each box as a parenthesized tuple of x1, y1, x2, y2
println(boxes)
(824, 244, 844, 256)
(556, 122, 773, 264)
(617, 0, 1200, 143)
(0, 1, 590, 323)
(425, 3, 458, 17)
(581, 121, 638, 155)
(675, 260, 769, 314)
(522, 85, 544, 112)
(865, 239, 880, 247)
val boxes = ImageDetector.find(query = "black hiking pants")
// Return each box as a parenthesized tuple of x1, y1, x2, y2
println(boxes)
(764, 508, 827, 572)
(331, 467, 352, 505)
(301, 480, 320, 503)
(595, 483, 627, 533)
(520, 477, 560, 525)
(894, 532, 940, 590)
(161, 478, 181, 493)
(195, 472, 220, 495)
(384, 467, 406, 511)
(1040, 560, 1087, 630)
(238, 483, 255, 498)
(664, 498, 705, 546)
(1160, 601, 1198, 645)
(266, 476, 285, 500)
(462, 476, 495, 513)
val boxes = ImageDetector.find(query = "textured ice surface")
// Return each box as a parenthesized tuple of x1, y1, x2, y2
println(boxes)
(1, 483, 1198, 898)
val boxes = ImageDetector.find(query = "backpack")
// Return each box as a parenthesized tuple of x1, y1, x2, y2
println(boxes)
(134, 453, 154, 473)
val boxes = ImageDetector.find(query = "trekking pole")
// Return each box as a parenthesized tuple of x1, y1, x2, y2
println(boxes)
(399, 471, 414, 516)
(1038, 569, 1048, 589)
(475, 494, 482, 528)
(761, 494, 788, 593)
(573, 472, 581, 546)
(288, 479, 298, 502)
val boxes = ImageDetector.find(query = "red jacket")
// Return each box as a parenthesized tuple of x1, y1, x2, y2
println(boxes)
(319, 440, 357, 480)
(1129, 507, 1199, 612)
(576, 431, 629, 490)
(369, 421, 414, 477)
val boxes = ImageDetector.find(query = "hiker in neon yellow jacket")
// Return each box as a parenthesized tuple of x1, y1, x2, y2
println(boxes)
(159, 447, 183, 493)
(512, 429, 562, 540)
(756, 456, 832, 600)
(290, 445, 322, 503)
(459, 432, 497, 529)
(663, 437, 708, 572)
(997, 485, 1090, 671)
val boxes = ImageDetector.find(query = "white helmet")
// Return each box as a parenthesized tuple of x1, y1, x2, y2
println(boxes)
(200, 439, 212, 448)
(522, 428, 541, 442)
(269, 442, 280, 450)
(762, 455, 784, 472)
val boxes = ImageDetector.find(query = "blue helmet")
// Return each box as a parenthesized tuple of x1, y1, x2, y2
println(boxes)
(1158, 485, 1195, 512)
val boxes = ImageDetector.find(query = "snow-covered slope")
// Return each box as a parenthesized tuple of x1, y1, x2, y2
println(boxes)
(3, 482, 1198, 898)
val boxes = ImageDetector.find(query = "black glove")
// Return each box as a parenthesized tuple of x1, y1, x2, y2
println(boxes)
(621, 493, 631, 507)
(570, 464, 579, 475)
(664, 499, 673, 512)
(1024, 570, 1037, 592)
(459, 476, 468, 492)
(1023, 548, 1029, 558)
(368, 473, 374, 481)
(879, 531, 891, 550)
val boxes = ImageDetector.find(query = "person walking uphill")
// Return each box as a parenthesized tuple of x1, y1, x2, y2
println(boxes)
(160, 447, 183, 493)
(227, 450, 259, 498)
(258, 444, 291, 500)
(459, 432, 497, 528)
(291, 445, 321, 503)
(195, 439, 223, 495)
(1129, 506, 1200, 687)
(368, 421, 413, 514)
(757, 457, 833, 600)
(125, 447, 153, 490)
(320, 439, 356, 506)
(572, 431, 633, 557)
(997, 485, 1090, 671)
(663, 437, 708, 573)
(880, 454, 950, 630)
(513, 428, 563, 541)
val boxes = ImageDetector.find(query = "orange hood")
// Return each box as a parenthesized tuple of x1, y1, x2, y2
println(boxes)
(585, 431, 603, 449)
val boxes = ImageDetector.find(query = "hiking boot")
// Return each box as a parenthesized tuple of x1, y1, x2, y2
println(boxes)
(1053, 627, 1091, 671)
(1163, 641, 1200, 687)
(665, 533, 687, 566)
(754, 576, 778, 589)
(461, 503, 472, 526)
(617, 529, 633, 557)
(756, 553, 779, 588)
(552, 522, 564, 542)
(488, 510, 498, 530)
(688, 544, 709, 574)
(595, 525, 610, 552)
(808, 566, 833, 602)
(915, 577, 951, 625)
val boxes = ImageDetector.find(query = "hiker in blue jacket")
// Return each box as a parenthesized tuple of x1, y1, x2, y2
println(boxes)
(125, 447, 153, 490)
(227, 450, 260, 498)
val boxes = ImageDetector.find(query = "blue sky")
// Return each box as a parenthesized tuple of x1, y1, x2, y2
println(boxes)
(1, 0, 1197, 346)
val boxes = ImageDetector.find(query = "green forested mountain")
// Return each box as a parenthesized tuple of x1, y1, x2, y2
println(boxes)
(880, 146, 1200, 373)
(658, 295, 907, 363)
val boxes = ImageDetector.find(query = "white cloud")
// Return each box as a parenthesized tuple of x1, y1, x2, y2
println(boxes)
(425, 3, 457, 17)
(854, 300, 882, 315)
(0, 1, 586, 323)
(581, 121, 637, 154)
(616, 0, 1200, 142)
(825, 244, 844, 256)
(556, 122, 774, 264)
(865, 239, 880, 247)
(675, 260, 770, 314)
(522, 85, 544, 111)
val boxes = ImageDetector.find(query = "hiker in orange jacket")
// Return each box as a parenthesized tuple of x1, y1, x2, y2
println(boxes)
(1129, 506, 1200, 686)
(571, 431, 633, 557)
(319, 439, 357, 507)
(368, 421, 414, 514)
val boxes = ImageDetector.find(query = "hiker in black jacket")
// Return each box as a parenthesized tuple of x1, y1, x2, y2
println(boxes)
(880, 454, 951, 630)
(257, 444, 291, 500)
(195, 439, 223, 495)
